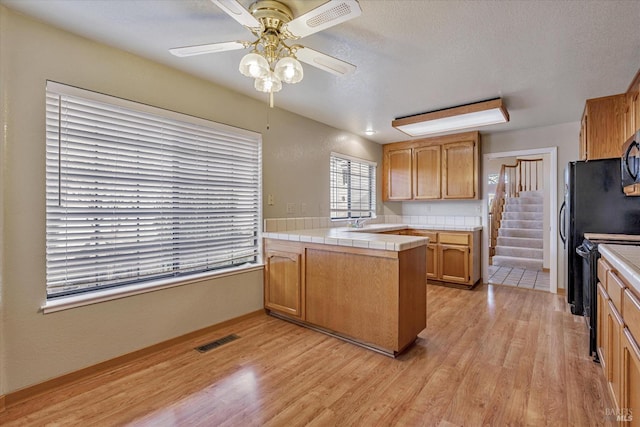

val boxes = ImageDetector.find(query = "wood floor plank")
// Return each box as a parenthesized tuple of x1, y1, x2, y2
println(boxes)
(0, 284, 616, 426)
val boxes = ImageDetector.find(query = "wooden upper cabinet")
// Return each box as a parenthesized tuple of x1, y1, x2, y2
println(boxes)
(580, 93, 627, 160)
(383, 131, 479, 201)
(625, 69, 640, 141)
(414, 145, 441, 199)
(442, 140, 477, 199)
(384, 147, 413, 200)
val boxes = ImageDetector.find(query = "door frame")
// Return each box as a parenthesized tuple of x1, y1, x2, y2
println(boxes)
(482, 147, 558, 293)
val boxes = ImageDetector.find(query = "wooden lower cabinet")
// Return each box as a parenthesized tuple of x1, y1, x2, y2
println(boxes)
(264, 241, 304, 318)
(597, 254, 640, 424)
(439, 244, 470, 283)
(622, 328, 640, 425)
(404, 229, 480, 288)
(608, 300, 624, 409)
(263, 238, 427, 355)
(597, 282, 608, 370)
(426, 243, 438, 279)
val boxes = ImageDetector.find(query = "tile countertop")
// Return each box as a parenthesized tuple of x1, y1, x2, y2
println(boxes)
(262, 223, 482, 252)
(598, 244, 640, 296)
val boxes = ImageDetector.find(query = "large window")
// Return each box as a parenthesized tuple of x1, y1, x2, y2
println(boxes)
(45, 82, 262, 299)
(329, 153, 376, 219)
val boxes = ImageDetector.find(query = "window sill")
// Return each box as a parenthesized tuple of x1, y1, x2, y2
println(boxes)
(41, 264, 264, 314)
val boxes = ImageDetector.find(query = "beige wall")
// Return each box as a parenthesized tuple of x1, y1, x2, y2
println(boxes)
(0, 6, 381, 395)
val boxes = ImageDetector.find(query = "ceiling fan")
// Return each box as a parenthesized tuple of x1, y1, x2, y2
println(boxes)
(170, 0, 362, 101)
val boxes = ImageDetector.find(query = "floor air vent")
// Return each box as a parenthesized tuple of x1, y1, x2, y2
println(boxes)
(195, 334, 239, 353)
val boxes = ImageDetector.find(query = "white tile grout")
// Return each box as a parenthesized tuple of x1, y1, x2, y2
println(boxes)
(488, 266, 551, 291)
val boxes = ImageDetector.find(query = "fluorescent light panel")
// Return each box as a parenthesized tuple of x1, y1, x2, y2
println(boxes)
(392, 98, 509, 137)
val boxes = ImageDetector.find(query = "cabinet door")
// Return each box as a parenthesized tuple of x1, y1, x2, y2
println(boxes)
(414, 145, 441, 199)
(626, 90, 638, 141)
(441, 141, 476, 199)
(264, 250, 302, 317)
(608, 300, 624, 410)
(439, 244, 470, 283)
(580, 113, 588, 161)
(597, 283, 608, 370)
(384, 147, 412, 200)
(584, 94, 626, 160)
(635, 89, 640, 135)
(622, 328, 640, 426)
(426, 244, 438, 280)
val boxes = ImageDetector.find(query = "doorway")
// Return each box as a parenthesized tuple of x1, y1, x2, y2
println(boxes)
(482, 147, 558, 293)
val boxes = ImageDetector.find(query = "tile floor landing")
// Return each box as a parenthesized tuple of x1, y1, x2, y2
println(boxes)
(487, 265, 551, 291)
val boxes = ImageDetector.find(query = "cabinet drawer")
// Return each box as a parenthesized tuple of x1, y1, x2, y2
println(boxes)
(407, 229, 438, 242)
(624, 289, 640, 341)
(439, 233, 469, 245)
(598, 258, 610, 290)
(607, 270, 626, 312)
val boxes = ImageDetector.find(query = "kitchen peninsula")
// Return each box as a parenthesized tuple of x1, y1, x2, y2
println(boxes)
(263, 224, 429, 356)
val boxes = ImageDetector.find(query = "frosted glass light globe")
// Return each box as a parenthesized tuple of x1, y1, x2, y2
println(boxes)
(255, 72, 282, 93)
(239, 53, 269, 79)
(274, 57, 303, 84)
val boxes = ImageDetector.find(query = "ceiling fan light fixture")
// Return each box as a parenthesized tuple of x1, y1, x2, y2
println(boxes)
(392, 98, 509, 137)
(274, 56, 304, 84)
(239, 52, 270, 79)
(255, 71, 282, 93)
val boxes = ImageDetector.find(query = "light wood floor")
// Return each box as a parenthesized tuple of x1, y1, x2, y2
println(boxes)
(0, 284, 614, 426)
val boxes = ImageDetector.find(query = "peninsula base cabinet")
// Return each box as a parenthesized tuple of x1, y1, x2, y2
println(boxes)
(263, 238, 427, 356)
(264, 240, 304, 319)
(597, 255, 640, 424)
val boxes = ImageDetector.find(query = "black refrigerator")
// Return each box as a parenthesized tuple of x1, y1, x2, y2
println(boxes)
(561, 158, 640, 315)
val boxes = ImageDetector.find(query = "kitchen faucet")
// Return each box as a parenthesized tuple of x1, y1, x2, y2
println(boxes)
(351, 218, 368, 228)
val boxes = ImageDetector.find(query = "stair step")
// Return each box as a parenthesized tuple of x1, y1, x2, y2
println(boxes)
(498, 228, 544, 238)
(519, 190, 544, 198)
(505, 197, 543, 205)
(501, 220, 543, 229)
(497, 236, 543, 249)
(502, 211, 543, 221)
(495, 246, 543, 259)
(492, 255, 543, 271)
(503, 204, 543, 213)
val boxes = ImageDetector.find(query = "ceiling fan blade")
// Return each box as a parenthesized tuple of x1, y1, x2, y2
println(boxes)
(210, 0, 261, 29)
(295, 47, 356, 76)
(169, 41, 246, 57)
(282, 0, 362, 39)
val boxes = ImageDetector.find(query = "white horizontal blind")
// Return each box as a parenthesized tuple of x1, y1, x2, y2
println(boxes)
(45, 82, 262, 298)
(330, 153, 376, 219)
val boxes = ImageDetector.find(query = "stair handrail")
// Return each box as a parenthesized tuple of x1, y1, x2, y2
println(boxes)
(489, 158, 543, 257)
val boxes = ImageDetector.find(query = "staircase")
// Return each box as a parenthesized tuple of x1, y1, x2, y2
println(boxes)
(492, 190, 544, 270)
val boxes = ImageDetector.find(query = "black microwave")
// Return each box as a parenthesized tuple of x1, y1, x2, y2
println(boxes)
(621, 130, 640, 187)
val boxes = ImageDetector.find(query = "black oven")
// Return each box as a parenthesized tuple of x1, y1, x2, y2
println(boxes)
(576, 239, 598, 361)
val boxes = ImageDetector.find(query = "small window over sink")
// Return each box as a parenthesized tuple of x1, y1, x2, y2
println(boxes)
(329, 153, 376, 220)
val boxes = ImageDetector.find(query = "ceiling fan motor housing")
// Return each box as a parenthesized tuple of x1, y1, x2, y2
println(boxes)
(249, 1, 293, 34)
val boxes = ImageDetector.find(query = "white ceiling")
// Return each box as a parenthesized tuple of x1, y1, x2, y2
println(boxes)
(2, 0, 639, 144)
